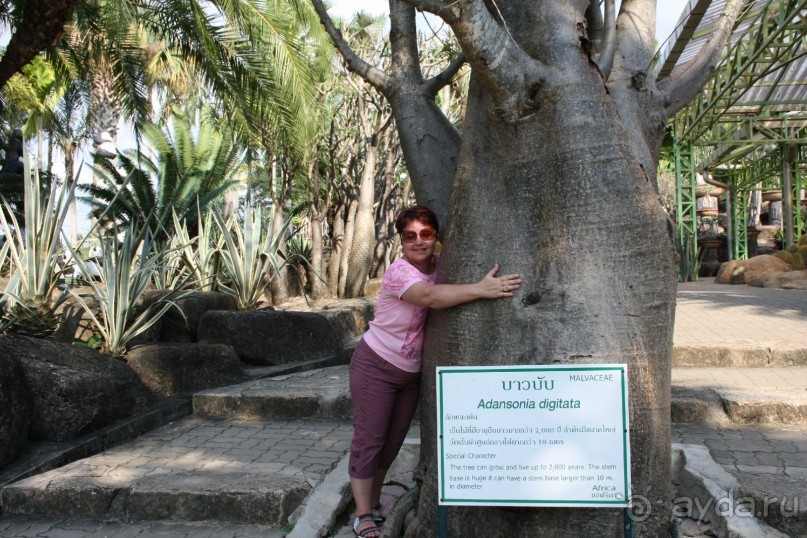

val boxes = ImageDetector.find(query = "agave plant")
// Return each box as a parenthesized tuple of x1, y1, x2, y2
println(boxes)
(173, 207, 223, 292)
(0, 153, 74, 336)
(214, 205, 297, 310)
(150, 231, 191, 291)
(0, 238, 14, 333)
(65, 225, 189, 357)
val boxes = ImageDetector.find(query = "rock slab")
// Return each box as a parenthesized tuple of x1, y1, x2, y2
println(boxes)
(0, 354, 32, 468)
(0, 335, 153, 441)
(198, 310, 355, 366)
(126, 343, 247, 397)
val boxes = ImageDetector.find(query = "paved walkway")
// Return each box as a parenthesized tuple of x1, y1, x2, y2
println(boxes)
(1, 280, 806, 537)
(674, 281, 807, 348)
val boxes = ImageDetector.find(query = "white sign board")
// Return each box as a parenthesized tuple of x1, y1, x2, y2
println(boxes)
(436, 365, 630, 508)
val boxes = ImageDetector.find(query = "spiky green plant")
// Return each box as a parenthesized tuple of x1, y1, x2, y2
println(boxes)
(799, 234, 807, 246)
(798, 245, 807, 260)
(65, 225, 189, 357)
(173, 208, 223, 291)
(792, 252, 805, 270)
(774, 250, 794, 265)
(150, 232, 190, 290)
(786, 244, 799, 254)
(214, 205, 297, 311)
(0, 152, 74, 336)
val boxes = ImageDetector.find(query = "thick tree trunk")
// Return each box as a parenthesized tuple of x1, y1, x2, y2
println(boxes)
(270, 206, 290, 305)
(344, 136, 379, 297)
(327, 201, 345, 297)
(338, 193, 358, 298)
(418, 62, 675, 538)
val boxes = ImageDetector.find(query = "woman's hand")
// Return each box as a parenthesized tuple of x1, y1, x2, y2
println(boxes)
(402, 263, 522, 308)
(477, 263, 522, 299)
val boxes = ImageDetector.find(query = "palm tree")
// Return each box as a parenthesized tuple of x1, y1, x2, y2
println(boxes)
(83, 108, 243, 240)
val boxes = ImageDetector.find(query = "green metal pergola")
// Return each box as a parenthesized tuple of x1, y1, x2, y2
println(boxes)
(656, 0, 806, 279)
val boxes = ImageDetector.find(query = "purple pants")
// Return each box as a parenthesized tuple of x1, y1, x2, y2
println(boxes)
(348, 338, 420, 479)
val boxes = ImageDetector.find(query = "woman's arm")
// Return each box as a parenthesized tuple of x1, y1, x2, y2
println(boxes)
(401, 264, 521, 309)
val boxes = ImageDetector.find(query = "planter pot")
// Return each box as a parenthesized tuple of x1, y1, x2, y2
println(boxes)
(695, 185, 725, 198)
(696, 194, 719, 216)
(698, 237, 725, 250)
(762, 190, 782, 202)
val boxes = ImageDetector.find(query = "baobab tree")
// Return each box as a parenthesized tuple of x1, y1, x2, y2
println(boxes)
(314, 0, 746, 535)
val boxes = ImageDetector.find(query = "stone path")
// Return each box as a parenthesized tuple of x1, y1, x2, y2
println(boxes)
(1, 280, 806, 537)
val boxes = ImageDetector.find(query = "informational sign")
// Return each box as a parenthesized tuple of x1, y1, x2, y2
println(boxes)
(436, 365, 630, 508)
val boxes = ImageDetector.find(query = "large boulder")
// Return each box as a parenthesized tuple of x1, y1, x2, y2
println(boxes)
(53, 286, 99, 344)
(321, 297, 375, 334)
(0, 335, 153, 441)
(140, 291, 240, 343)
(0, 353, 32, 468)
(715, 255, 791, 285)
(748, 269, 807, 289)
(198, 310, 355, 366)
(126, 343, 247, 397)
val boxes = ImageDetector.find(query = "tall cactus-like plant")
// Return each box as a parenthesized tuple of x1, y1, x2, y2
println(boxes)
(214, 205, 297, 310)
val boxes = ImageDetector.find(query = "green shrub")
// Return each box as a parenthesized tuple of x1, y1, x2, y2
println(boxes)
(793, 252, 805, 270)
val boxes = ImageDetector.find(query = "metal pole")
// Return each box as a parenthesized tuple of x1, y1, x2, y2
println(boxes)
(438, 505, 448, 538)
(782, 145, 794, 247)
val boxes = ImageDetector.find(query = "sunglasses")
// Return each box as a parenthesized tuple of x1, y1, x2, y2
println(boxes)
(401, 228, 437, 243)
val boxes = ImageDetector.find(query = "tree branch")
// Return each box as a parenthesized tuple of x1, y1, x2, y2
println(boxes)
(309, 0, 390, 92)
(595, 0, 616, 79)
(614, 0, 656, 76)
(403, 0, 551, 117)
(659, 0, 746, 117)
(388, 0, 424, 85)
(423, 53, 466, 97)
(586, 0, 605, 51)
(0, 0, 84, 91)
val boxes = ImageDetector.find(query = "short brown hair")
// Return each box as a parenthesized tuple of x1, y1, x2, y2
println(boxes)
(395, 205, 439, 235)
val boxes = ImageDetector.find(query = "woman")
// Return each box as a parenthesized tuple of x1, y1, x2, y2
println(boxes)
(350, 205, 521, 537)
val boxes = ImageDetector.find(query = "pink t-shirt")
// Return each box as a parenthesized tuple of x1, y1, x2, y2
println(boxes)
(363, 255, 439, 373)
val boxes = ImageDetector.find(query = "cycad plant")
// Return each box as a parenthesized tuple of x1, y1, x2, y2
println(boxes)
(82, 110, 242, 240)
(65, 225, 189, 357)
(214, 205, 297, 310)
(0, 154, 74, 336)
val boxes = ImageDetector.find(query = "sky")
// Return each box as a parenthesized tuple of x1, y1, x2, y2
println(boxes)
(328, 0, 692, 51)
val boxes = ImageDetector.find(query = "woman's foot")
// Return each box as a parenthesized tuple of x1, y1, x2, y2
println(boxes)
(371, 503, 386, 522)
(353, 514, 381, 537)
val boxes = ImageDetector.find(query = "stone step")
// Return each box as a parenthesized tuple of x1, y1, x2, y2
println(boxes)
(1, 416, 352, 526)
(672, 344, 807, 367)
(194, 365, 352, 421)
(671, 367, 807, 425)
(196, 365, 807, 427)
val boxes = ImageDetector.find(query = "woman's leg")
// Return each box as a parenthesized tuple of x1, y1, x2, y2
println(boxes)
(376, 367, 420, 478)
(349, 341, 404, 535)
